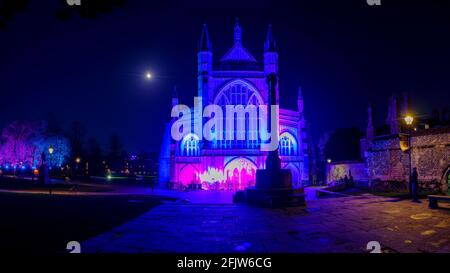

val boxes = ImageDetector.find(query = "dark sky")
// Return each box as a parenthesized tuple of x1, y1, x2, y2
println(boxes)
(1, 0, 449, 153)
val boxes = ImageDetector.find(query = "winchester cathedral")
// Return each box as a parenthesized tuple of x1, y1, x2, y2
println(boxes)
(159, 20, 309, 191)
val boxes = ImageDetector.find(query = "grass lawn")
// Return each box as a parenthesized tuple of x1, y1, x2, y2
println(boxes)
(0, 193, 173, 254)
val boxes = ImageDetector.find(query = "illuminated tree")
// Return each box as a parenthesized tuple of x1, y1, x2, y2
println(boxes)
(0, 121, 45, 165)
(0, 120, 71, 167)
(35, 136, 71, 167)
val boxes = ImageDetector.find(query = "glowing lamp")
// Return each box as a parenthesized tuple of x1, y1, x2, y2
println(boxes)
(327, 159, 332, 164)
(48, 146, 54, 155)
(145, 72, 152, 79)
(404, 115, 414, 126)
(107, 175, 112, 181)
(75, 157, 81, 163)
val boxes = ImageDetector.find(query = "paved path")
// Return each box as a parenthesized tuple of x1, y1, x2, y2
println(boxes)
(82, 193, 450, 253)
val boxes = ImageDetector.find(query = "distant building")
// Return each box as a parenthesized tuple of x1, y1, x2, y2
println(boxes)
(159, 21, 310, 191)
(125, 153, 158, 177)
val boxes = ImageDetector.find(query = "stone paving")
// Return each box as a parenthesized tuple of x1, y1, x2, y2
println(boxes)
(82, 193, 450, 253)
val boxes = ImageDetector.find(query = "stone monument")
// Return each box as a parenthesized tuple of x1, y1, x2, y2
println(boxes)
(234, 73, 306, 207)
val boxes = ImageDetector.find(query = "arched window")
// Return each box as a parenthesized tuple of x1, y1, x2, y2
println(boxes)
(180, 134, 200, 156)
(214, 80, 264, 107)
(279, 132, 298, 156)
(213, 80, 264, 149)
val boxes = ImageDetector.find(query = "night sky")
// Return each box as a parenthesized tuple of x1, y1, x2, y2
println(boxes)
(1, 0, 449, 153)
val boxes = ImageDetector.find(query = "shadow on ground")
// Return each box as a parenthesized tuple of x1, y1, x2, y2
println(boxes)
(0, 193, 175, 254)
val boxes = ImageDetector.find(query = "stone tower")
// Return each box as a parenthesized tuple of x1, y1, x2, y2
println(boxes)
(386, 96, 399, 134)
(198, 24, 213, 104)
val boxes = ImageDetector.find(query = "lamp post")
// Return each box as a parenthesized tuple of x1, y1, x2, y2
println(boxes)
(75, 157, 81, 178)
(326, 159, 332, 184)
(48, 146, 54, 157)
(404, 115, 414, 198)
(48, 146, 54, 195)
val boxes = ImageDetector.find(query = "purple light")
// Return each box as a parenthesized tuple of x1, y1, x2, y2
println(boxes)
(178, 157, 258, 191)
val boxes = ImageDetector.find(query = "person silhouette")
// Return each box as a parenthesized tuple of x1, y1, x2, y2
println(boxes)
(150, 179, 155, 192)
(411, 168, 419, 202)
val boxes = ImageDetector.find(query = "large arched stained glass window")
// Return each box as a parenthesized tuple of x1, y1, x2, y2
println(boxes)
(180, 133, 200, 156)
(213, 80, 264, 149)
(214, 79, 264, 107)
(279, 132, 298, 156)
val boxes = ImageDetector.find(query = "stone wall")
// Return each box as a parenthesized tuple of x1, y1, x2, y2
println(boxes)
(411, 129, 450, 192)
(364, 127, 450, 193)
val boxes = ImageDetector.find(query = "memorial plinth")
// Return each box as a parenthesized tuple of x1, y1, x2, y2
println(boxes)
(233, 73, 306, 207)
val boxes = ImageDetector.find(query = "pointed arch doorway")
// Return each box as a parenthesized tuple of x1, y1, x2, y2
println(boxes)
(224, 157, 257, 191)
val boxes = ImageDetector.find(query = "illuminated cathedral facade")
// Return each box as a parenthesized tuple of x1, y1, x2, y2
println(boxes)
(159, 20, 309, 190)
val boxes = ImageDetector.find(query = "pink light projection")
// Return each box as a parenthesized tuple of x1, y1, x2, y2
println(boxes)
(178, 165, 199, 187)
(224, 158, 257, 190)
(189, 157, 258, 191)
(199, 167, 225, 184)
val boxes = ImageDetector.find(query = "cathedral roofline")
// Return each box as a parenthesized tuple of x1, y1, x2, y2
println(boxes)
(219, 18, 258, 65)
(220, 43, 258, 64)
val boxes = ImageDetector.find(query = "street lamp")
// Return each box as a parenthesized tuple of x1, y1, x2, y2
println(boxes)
(75, 157, 81, 178)
(145, 71, 152, 80)
(403, 115, 414, 199)
(404, 115, 414, 126)
(48, 145, 54, 195)
(48, 145, 54, 168)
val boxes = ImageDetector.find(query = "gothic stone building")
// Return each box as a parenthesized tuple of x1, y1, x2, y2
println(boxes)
(159, 21, 309, 191)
